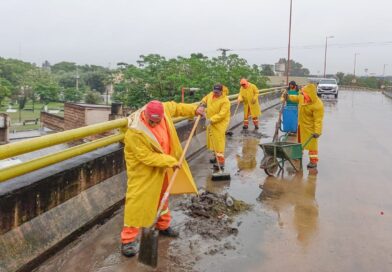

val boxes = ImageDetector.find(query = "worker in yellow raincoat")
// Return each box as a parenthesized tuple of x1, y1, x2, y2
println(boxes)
(196, 84, 231, 170)
(286, 84, 324, 169)
(238, 78, 261, 130)
(222, 85, 229, 96)
(120, 100, 202, 257)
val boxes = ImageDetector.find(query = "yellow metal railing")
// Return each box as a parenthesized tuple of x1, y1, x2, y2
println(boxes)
(0, 86, 285, 182)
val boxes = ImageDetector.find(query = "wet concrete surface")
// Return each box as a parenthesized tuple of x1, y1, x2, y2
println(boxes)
(35, 91, 392, 272)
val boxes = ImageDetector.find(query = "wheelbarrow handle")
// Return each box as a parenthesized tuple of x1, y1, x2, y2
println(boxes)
(302, 135, 316, 148)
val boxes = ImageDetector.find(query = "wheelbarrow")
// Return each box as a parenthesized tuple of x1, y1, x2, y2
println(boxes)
(259, 135, 314, 177)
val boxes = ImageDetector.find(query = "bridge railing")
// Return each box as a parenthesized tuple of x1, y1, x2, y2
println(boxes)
(0, 86, 286, 182)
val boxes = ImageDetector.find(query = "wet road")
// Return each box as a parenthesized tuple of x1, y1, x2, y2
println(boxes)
(35, 90, 392, 272)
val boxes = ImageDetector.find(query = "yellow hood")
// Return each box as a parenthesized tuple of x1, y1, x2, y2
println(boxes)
(301, 84, 319, 104)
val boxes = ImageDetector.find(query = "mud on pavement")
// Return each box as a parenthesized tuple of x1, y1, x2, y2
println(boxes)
(167, 191, 252, 271)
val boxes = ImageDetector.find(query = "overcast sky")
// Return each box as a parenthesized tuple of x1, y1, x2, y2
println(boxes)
(1, 0, 391, 76)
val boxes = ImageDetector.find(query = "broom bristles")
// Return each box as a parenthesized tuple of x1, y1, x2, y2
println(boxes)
(212, 172, 231, 181)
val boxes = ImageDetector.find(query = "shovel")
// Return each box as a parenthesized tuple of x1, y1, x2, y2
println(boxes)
(138, 115, 201, 268)
(226, 102, 240, 137)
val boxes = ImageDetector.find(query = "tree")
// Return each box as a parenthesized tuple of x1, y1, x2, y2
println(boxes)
(278, 58, 310, 76)
(84, 90, 103, 104)
(83, 71, 107, 93)
(113, 53, 268, 108)
(0, 78, 12, 107)
(32, 71, 59, 105)
(51, 62, 77, 73)
(261, 64, 275, 76)
(64, 87, 84, 102)
(336, 72, 345, 84)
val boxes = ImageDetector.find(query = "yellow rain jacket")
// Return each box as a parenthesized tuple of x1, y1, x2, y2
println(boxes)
(288, 84, 324, 151)
(222, 85, 229, 96)
(201, 92, 231, 152)
(123, 101, 198, 227)
(238, 83, 261, 118)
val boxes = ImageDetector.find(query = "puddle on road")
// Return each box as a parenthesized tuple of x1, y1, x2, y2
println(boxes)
(258, 173, 319, 246)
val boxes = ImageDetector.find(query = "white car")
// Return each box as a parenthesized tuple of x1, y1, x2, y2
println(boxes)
(317, 78, 339, 98)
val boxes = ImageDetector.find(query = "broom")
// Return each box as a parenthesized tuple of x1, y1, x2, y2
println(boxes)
(209, 127, 231, 181)
(138, 115, 201, 268)
(226, 102, 240, 137)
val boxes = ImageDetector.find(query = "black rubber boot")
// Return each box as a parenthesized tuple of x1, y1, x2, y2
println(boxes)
(159, 227, 179, 238)
(242, 125, 248, 130)
(209, 157, 217, 164)
(121, 241, 139, 257)
(307, 162, 317, 169)
(213, 164, 225, 171)
(254, 125, 259, 130)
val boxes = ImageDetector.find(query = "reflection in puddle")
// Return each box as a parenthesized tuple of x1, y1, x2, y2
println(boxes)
(258, 173, 319, 246)
(236, 138, 259, 170)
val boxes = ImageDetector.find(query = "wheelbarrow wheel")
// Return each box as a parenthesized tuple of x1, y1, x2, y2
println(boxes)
(264, 157, 279, 176)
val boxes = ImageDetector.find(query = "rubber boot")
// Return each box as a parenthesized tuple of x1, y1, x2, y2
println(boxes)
(213, 164, 225, 171)
(209, 157, 217, 164)
(121, 241, 139, 257)
(307, 162, 317, 169)
(159, 227, 179, 238)
(242, 125, 248, 130)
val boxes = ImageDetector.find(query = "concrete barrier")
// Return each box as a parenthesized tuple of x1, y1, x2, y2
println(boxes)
(382, 90, 392, 99)
(0, 90, 281, 272)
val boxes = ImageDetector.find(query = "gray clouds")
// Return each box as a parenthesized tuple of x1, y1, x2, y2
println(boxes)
(1, 0, 391, 75)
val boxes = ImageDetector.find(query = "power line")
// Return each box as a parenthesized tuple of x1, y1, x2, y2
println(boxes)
(231, 41, 392, 52)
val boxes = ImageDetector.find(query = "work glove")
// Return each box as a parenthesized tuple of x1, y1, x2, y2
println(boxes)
(173, 161, 182, 170)
(205, 118, 211, 127)
(312, 133, 320, 138)
(282, 91, 289, 101)
(195, 105, 205, 116)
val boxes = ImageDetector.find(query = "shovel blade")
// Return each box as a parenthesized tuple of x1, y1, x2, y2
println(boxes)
(138, 227, 159, 268)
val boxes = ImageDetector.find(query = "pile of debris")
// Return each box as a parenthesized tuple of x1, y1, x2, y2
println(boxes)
(187, 191, 251, 219)
(177, 191, 252, 240)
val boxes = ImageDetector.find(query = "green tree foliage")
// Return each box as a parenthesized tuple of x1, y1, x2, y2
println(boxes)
(261, 64, 275, 76)
(64, 87, 84, 102)
(0, 58, 35, 86)
(278, 58, 310, 76)
(335, 72, 390, 89)
(85, 90, 103, 104)
(0, 78, 12, 106)
(115, 53, 268, 109)
(83, 71, 107, 93)
(33, 71, 59, 104)
(51, 62, 77, 73)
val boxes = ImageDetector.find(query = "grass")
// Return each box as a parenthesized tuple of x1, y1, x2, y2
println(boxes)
(0, 100, 64, 132)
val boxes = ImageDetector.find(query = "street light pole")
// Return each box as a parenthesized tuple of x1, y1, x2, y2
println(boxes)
(286, 0, 293, 85)
(353, 53, 360, 77)
(323, 35, 334, 78)
(383, 64, 387, 77)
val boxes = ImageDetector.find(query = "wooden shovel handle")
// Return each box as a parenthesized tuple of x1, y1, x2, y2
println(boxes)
(152, 115, 201, 227)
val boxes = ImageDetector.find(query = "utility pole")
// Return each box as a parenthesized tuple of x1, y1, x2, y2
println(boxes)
(75, 68, 80, 91)
(286, 0, 293, 85)
(383, 64, 387, 77)
(217, 48, 231, 58)
(353, 53, 360, 77)
(323, 35, 334, 78)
